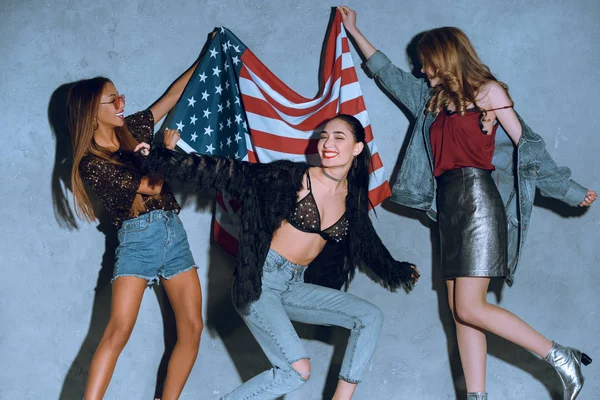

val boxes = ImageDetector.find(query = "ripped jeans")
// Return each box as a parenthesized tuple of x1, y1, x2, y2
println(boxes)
(222, 249, 384, 400)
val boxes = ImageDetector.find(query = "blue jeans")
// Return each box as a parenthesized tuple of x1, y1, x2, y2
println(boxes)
(113, 210, 196, 283)
(222, 249, 384, 400)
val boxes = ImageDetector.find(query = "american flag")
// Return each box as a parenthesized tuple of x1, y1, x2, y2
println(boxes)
(168, 10, 391, 255)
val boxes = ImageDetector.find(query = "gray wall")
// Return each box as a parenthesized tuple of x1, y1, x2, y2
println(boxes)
(1, 0, 598, 399)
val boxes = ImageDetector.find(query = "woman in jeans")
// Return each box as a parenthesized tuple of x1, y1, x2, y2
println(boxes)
(338, 5, 597, 399)
(67, 67, 203, 400)
(142, 114, 420, 400)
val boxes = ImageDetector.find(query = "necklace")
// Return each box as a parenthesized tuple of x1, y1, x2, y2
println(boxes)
(321, 168, 344, 182)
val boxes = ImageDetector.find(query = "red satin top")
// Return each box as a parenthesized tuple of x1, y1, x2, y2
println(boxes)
(430, 109, 499, 177)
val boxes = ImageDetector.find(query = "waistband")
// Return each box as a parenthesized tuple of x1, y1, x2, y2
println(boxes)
(266, 249, 308, 273)
(122, 209, 178, 227)
(436, 167, 492, 184)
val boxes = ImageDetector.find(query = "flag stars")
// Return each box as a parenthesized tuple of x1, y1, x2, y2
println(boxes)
(234, 114, 243, 125)
(176, 121, 184, 131)
(215, 85, 223, 95)
(212, 66, 221, 77)
(190, 132, 198, 142)
(234, 132, 242, 143)
(206, 143, 215, 154)
(190, 114, 198, 125)
(204, 126, 214, 136)
(225, 81, 230, 90)
(224, 63, 230, 71)
(201, 90, 210, 101)
(233, 44, 241, 53)
(226, 137, 232, 147)
(217, 103, 223, 113)
(220, 141, 224, 150)
(198, 72, 207, 83)
(232, 55, 240, 65)
(242, 121, 248, 131)
(235, 96, 240, 106)
(226, 99, 231, 109)
(209, 48, 218, 58)
(222, 42, 228, 52)
(203, 108, 212, 119)
(226, 118, 232, 128)
(187, 96, 196, 107)
(219, 122, 224, 131)
(220, 27, 225, 33)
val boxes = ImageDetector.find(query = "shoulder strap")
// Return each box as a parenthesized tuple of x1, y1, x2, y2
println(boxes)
(487, 105, 513, 112)
(306, 170, 313, 191)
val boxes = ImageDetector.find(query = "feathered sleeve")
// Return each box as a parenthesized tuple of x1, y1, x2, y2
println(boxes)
(143, 144, 255, 199)
(351, 211, 417, 292)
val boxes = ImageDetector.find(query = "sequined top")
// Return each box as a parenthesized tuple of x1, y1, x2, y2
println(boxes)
(286, 171, 349, 242)
(79, 109, 180, 227)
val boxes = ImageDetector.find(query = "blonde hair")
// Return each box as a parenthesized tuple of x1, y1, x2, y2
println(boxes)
(67, 77, 146, 222)
(417, 27, 512, 116)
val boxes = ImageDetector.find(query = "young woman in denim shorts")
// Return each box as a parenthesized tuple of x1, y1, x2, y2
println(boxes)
(67, 69, 203, 400)
(339, 5, 597, 399)
(142, 114, 420, 400)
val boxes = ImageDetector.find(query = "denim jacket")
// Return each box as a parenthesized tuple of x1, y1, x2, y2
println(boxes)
(365, 50, 588, 284)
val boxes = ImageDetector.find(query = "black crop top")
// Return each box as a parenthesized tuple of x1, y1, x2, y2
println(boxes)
(286, 171, 349, 242)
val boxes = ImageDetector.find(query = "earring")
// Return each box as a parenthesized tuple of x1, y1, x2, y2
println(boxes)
(353, 156, 357, 168)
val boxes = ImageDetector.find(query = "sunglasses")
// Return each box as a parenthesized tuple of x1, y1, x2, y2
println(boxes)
(100, 94, 126, 109)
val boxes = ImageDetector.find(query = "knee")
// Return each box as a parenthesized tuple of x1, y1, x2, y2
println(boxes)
(361, 303, 384, 332)
(178, 316, 204, 344)
(104, 321, 135, 350)
(291, 358, 311, 382)
(454, 301, 485, 326)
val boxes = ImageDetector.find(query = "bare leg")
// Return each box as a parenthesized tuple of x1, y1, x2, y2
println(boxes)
(453, 277, 553, 358)
(84, 276, 148, 400)
(159, 269, 203, 400)
(447, 279, 488, 393)
(332, 380, 357, 400)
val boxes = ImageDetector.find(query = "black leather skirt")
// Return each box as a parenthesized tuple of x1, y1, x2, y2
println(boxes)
(436, 167, 508, 279)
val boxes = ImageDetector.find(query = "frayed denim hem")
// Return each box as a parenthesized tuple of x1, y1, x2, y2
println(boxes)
(111, 274, 157, 285)
(160, 265, 199, 280)
(338, 374, 361, 384)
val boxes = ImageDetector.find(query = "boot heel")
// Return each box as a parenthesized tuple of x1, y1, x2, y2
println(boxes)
(582, 353, 592, 366)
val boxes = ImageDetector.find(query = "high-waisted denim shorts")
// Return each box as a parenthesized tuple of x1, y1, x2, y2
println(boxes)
(113, 210, 196, 283)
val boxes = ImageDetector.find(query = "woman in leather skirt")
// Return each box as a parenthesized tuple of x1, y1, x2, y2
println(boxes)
(339, 5, 598, 399)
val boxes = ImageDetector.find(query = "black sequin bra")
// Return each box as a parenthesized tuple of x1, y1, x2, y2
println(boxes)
(286, 171, 349, 242)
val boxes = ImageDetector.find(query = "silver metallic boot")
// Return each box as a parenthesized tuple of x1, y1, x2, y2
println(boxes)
(545, 341, 592, 400)
(466, 393, 487, 400)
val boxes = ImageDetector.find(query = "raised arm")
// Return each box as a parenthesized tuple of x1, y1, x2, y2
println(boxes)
(149, 59, 200, 124)
(339, 6, 429, 117)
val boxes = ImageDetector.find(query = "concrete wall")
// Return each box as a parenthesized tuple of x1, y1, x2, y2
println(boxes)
(1, 0, 598, 398)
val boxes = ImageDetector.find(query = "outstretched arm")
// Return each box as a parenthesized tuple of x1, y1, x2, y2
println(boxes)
(149, 59, 200, 124)
(339, 5, 429, 117)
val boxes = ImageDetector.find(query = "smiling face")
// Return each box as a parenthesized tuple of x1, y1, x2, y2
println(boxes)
(317, 118, 364, 168)
(96, 82, 125, 129)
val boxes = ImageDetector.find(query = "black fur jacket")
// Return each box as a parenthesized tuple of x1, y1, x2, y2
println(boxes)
(145, 145, 416, 314)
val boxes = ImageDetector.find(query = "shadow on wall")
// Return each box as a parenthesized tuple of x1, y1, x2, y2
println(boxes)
(47, 83, 178, 399)
(368, 32, 566, 399)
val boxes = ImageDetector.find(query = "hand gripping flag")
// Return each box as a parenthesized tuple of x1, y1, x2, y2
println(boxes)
(167, 10, 391, 255)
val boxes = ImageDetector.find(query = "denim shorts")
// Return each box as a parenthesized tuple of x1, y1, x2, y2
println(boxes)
(113, 210, 196, 283)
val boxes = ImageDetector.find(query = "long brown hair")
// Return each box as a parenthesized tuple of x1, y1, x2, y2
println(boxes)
(67, 77, 144, 222)
(417, 27, 512, 116)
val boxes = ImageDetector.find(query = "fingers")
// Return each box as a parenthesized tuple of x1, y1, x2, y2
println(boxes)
(164, 129, 181, 150)
(580, 189, 598, 207)
(134, 142, 150, 156)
